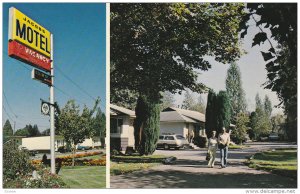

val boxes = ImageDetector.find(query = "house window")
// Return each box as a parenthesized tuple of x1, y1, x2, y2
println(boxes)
(111, 118, 123, 133)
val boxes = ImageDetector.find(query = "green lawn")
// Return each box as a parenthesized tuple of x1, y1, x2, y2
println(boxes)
(247, 148, 297, 179)
(59, 166, 106, 188)
(110, 154, 168, 175)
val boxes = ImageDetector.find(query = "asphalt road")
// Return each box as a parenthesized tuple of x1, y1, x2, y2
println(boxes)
(110, 142, 297, 188)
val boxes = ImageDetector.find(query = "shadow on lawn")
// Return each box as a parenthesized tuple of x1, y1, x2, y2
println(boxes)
(111, 168, 297, 188)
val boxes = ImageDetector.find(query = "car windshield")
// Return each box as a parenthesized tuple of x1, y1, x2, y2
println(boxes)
(165, 136, 175, 140)
(159, 136, 164, 140)
(176, 135, 185, 139)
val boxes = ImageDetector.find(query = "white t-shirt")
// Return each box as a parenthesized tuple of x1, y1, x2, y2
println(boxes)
(218, 133, 230, 146)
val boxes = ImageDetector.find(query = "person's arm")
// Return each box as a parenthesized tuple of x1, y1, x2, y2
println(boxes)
(226, 134, 230, 146)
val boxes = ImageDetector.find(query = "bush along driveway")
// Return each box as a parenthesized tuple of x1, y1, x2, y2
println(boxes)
(110, 142, 297, 188)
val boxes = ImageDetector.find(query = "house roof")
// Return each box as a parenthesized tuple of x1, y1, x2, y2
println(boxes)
(162, 107, 205, 123)
(160, 111, 198, 123)
(110, 105, 206, 123)
(110, 104, 136, 117)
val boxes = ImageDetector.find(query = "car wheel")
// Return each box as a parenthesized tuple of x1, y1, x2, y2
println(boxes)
(164, 144, 169, 150)
(175, 147, 180, 150)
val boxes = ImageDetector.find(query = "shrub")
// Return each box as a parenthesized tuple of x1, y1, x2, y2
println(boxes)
(3, 166, 68, 188)
(193, 136, 207, 148)
(3, 140, 34, 180)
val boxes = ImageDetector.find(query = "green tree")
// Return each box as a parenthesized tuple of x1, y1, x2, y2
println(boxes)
(14, 128, 29, 137)
(92, 108, 106, 148)
(252, 94, 272, 139)
(134, 95, 160, 155)
(57, 99, 99, 166)
(27, 124, 41, 137)
(191, 95, 206, 114)
(161, 91, 176, 110)
(232, 112, 249, 144)
(182, 90, 195, 110)
(241, 3, 297, 141)
(255, 93, 263, 110)
(225, 62, 247, 123)
(205, 90, 218, 137)
(216, 91, 231, 134)
(248, 111, 257, 140)
(264, 95, 272, 118)
(3, 119, 13, 142)
(41, 128, 50, 136)
(111, 3, 246, 155)
(271, 114, 286, 139)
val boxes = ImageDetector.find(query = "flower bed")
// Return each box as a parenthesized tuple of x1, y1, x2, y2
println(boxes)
(57, 151, 103, 159)
(32, 155, 106, 167)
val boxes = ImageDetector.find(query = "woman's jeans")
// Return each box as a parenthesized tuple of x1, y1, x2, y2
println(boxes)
(220, 146, 228, 167)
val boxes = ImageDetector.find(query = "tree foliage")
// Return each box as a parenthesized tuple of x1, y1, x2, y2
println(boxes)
(111, 3, 245, 97)
(161, 91, 176, 110)
(250, 94, 272, 139)
(134, 95, 160, 155)
(92, 107, 106, 148)
(3, 119, 13, 142)
(111, 3, 246, 155)
(241, 3, 297, 141)
(216, 91, 231, 134)
(57, 99, 99, 166)
(14, 124, 40, 137)
(205, 90, 218, 137)
(232, 112, 249, 144)
(264, 95, 272, 118)
(225, 62, 247, 123)
(206, 90, 231, 136)
(182, 90, 195, 110)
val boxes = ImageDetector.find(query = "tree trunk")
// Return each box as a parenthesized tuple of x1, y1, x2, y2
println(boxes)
(72, 145, 76, 167)
(134, 94, 161, 155)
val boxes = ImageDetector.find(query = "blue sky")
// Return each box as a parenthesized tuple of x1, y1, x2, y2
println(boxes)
(2, 3, 106, 132)
(175, 17, 283, 115)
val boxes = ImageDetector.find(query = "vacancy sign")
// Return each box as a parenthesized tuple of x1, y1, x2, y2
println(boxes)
(9, 40, 51, 72)
(8, 7, 51, 72)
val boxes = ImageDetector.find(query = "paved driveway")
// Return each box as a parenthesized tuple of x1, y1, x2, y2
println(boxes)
(110, 142, 297, 188)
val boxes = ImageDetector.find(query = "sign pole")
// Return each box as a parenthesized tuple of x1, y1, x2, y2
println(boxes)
(50, 34, 55, 174)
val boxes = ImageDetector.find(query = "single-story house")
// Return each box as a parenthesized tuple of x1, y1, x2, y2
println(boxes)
(110, 104, 135, 151)
(21, 136, 101, 152)
(110, 104, 206, 151)
(160, 107, 206, 140)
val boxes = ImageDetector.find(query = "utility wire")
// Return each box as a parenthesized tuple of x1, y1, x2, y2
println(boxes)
(3, 105, 14, 123)
(55, 65, 97, 101)
(3, 91, 18, 119)
(3, 51, 105, 110)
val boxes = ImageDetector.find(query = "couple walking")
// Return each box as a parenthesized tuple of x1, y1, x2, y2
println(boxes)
(207, 127, 230, 168)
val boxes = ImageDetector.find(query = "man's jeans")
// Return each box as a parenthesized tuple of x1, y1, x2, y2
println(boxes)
(220, 146, 228, 167)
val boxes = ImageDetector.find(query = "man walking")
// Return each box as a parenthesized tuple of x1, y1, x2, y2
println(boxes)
(218, 127, 230, 168)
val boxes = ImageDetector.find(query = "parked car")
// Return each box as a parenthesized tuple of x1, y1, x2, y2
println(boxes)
(77, 145, 92, 150)
(156, 134, 189, 150)
(269, 133, 279, 141)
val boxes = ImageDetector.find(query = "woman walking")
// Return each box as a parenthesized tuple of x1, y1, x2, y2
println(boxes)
(207, 131, 217, 168)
